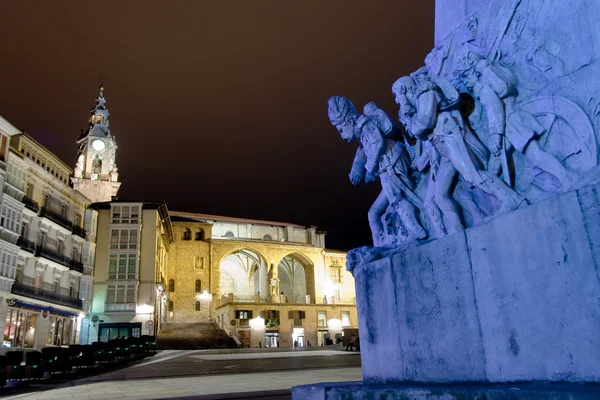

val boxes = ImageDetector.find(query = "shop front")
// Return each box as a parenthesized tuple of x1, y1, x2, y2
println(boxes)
(3, 301, 79, 349)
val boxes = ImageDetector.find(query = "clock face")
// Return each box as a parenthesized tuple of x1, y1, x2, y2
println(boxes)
(91, 139, 106, 152)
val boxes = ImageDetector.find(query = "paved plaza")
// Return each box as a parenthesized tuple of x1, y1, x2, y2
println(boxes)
(3, 348, 362, 400)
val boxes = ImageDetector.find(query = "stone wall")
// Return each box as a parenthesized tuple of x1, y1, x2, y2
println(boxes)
(355, 182, 600, 383)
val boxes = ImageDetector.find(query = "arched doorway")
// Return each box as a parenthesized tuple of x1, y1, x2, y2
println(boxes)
(277, 253, 314, 304)
(219, 249, 268, 301)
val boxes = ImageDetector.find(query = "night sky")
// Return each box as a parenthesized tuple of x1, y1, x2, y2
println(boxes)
(0, 1, 434, 250)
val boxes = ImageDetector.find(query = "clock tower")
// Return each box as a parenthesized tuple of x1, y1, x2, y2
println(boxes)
(72, 85, 121, 203)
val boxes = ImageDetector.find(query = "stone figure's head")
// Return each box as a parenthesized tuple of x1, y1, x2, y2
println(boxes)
(392, 76, 416, 110)
(456, 51, 483, 89)
(328, 96, 360, 142)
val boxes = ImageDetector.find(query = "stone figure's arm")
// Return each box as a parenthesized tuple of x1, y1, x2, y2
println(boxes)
(478, 85, 505, 154)
(364, 124, 386, 175)
(349, 146, 367, 185)
(412, 90, 438, 140)
(416, 145, 431, 172)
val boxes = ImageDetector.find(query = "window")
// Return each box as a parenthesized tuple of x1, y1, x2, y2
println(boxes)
(263, 234, 273, 241)
(60, 203, 67, 217)
(330, 266, 342, 283)
(195, 301, 200, 311)
(342, 311, 351, 327)
(106, 284, 136, 304)
(236, 310, 252, 320)
(110, 229, 138, 250)
(0, 200, 22, 234)
(38, 231, 46, 247)
(195, 229, 204, 241)
(168, 301, 173, 312)
(334, 290, 341, 301)
(168, 279, 175, 292)
(111, 205, 140, 224)
(34, 270, 43, 288)
(0, 249, 17, 279)
(195, 280, 201, 293)
(74, 213, 82, 227)
(54, 279, 61, 293)
(108, 254, 137, 280)
(318, 311, 327, 327)
(69, 280, 77, 297)
(224, 231, 235, 238)
(0, 133, 6, 161)
(182, 228, 191, 240)
(6, 163, 26, 192)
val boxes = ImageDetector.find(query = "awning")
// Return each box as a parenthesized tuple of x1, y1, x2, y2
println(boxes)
(11, 300, 80, 317)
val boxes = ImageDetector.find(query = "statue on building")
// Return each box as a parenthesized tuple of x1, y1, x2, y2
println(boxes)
(74, 155, 84, 178)
(267, 265, 278, 297)
(327, 96, 428, 247)
(91, 155, 102, 180)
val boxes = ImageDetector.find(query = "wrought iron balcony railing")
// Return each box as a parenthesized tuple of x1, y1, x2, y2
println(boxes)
(70, 259, 84, 273)
(17, 237, 36, 254)
(72, 225, 86, 239)
(36, 245, 71, 268)
(22, 196, 39, 213)
(40, 207, 73, 231)
(11, 281, 83, 310)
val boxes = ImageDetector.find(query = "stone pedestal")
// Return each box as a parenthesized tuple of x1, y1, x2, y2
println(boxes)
(357, 183, 600, 384)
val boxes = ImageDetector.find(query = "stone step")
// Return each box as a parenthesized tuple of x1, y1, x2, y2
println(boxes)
(157, 322, 239, 350)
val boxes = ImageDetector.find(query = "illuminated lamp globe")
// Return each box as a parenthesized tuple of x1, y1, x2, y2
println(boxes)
(91, 139, 105, 152)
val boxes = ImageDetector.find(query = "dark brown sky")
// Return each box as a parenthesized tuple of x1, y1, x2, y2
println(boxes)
(0, 1, 434, 250)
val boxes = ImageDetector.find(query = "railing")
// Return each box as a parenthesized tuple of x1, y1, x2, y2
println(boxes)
(11, 281, 83, 309)
(21, 196, 39, 213)
(72, 225, 86, 239)
(105, 303, 136, 312)
(220, 318, 241, 347)
(17, 237, 36, 253)
(40, 207, 73, 231)
(70, 259, 84, 273)
(37, 245, 71, 268)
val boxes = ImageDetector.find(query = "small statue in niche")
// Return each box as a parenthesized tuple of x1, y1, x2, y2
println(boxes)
(327, 96, 427, 246)
(91, 155, 102, 180)
(267, 265, 278, 297)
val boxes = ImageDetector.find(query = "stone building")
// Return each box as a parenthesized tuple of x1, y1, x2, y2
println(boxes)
(166, 212, 356, 348)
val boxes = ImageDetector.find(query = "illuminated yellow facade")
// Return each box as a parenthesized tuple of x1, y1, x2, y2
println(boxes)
(166, 211, 356, 348)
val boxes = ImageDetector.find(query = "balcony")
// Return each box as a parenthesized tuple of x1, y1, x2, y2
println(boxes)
(72, 225, 86, 239)
(40, 207, 73, 231)
(11, 281, 83, 310)
(22, 196, 39, 213)
(70, 259, 84, 274)
(17, 237, 36, 254)
(36, 245, 71, 268)
(105, 303, 136, 313)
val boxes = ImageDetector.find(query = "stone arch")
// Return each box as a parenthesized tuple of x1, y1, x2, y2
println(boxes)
(275, 252, 315, 304)
(195, 228, 205, 241)
(219, 248, 268, 300)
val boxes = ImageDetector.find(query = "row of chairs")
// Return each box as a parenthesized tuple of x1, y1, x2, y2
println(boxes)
(0, 336, 156, 387)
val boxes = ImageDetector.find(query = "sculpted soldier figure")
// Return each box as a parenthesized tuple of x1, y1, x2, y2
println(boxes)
(393, 68, 526, 218)
(327, 96, 427, 246)
(457, 51, 576, 191)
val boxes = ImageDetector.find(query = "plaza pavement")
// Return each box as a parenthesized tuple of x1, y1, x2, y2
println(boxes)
(3, 348, 362, 400)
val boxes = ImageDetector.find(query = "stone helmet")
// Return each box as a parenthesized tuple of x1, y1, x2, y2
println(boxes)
(327, 96, 359, 126)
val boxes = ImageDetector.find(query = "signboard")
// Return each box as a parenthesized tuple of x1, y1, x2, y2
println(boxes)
(146, 320, 154, 327)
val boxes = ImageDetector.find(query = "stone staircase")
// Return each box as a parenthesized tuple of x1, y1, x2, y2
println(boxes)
(157, 322, 239, 350)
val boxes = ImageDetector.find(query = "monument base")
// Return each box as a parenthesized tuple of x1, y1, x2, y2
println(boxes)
(350, 181, 600, 384)
(292, 381, 600, 399)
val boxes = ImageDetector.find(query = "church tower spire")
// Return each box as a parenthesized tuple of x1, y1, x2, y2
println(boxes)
(72, 85, 121, 203)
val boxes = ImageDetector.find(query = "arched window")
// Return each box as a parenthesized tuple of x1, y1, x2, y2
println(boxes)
(195, 301, 200, 311)
(168, 279, 175, 292)
(168, 300, 173, 312)
(182, 228, 191, 241)
(224, 231, 235, 238)
(195, 279, 201, 293)
(195, 229, 204, 241)
(263, 234, 273, 241)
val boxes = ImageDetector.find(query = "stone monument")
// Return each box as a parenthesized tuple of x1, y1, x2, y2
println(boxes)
(294, 0, 600, 398)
